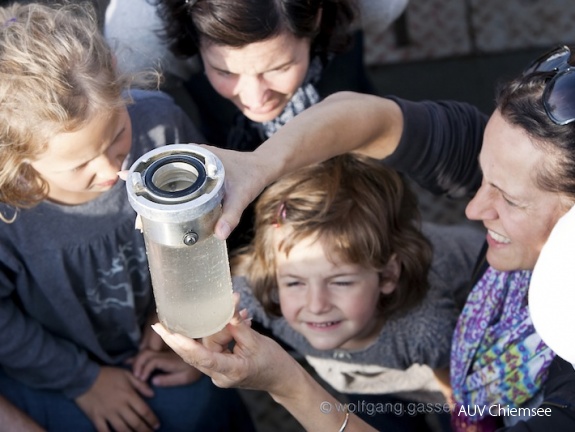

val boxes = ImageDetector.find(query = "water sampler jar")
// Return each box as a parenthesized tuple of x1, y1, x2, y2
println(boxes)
(126, 144, 234, 338)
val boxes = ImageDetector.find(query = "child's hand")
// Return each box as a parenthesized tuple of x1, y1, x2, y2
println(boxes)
(75, 366, 158, 432)
(130, 348, 203, 386)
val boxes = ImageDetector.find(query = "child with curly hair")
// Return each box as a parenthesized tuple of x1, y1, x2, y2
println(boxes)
(0, 3, 253, 431)
(232, 154, 483, 431)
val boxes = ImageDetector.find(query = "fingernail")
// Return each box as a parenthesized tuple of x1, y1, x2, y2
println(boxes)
(215, 220, 231, 240)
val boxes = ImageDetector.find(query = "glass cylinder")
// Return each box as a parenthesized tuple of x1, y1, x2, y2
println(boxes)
(126, 144, 234, 338)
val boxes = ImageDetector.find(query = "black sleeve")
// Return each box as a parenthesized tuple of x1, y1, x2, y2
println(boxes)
(496, 406, 575, 432)
(496, 357, 575, 431)
(383, 97, 488, 199)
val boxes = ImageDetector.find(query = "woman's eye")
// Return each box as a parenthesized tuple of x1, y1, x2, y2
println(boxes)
(266, 66, 290, 77)
(503, 196, 518, 207)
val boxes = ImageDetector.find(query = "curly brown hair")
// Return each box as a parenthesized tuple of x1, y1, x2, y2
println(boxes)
(0, 2, 139, 214)
(232, 154, 433, 319)
(155, 0, 358, 62)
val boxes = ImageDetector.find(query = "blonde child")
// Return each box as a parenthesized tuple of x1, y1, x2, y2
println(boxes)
(232, 154, 483, 431)
(0, 3, 253, 431)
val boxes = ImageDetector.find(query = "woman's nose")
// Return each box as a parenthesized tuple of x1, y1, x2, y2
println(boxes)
(237, 75, 268, 108)
(465, 183, 498, 222)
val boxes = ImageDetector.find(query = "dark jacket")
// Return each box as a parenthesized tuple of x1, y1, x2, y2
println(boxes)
(499, 356, 575, 431)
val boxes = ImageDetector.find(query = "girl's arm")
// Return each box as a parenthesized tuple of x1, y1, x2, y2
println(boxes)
(0, 395, 45, 432)
(152, 315, 378, 432)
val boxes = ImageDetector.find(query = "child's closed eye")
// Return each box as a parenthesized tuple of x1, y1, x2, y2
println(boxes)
(331, 280, 354, 287)
(71, 161, 89, 172)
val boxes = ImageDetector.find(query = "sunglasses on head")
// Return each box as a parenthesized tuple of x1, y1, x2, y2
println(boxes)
(523, 45, 575, 125)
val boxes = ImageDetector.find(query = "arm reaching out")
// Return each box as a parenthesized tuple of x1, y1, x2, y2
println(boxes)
(152, 311, 377, 431)
(205, 92, 404, 239)
(0, 395, 45, 432)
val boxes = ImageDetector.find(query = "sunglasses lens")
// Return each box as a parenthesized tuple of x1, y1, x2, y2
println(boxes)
(524, 46, 571, 75)
(544, 69, 575, 125)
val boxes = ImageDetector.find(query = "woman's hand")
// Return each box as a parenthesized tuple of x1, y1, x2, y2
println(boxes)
(139, 313, 164, 352)
(151, 310, 293, 397)
(152, 312, 377, 432)
(198, 146, 272, 240)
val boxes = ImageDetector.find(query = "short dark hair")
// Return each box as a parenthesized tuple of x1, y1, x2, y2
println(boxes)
(155, 0, 357, 61)
(497, 51, 575, 202)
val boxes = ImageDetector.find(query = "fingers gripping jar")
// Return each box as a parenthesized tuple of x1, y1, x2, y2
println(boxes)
(126, 144, 234, 338)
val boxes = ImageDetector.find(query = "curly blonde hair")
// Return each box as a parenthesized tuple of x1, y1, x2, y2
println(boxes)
(0, 2, 136, 213)
(232, 154, 433, 319)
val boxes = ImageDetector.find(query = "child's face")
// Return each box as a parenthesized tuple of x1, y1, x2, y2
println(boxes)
(274, 230, 398, 351)
(31, 107, 132, 205)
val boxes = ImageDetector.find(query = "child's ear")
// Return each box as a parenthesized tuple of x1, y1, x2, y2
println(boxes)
(379, 254, 400, 295)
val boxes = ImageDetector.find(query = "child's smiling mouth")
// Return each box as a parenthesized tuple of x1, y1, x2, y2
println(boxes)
(305, 320, 342, 329)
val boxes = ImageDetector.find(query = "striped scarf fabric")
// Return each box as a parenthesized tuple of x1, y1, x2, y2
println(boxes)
(259, 56, 323, 138)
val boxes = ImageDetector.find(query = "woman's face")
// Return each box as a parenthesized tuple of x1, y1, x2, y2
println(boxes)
(465, 110, 572, 271)
(200, 31, 312, 123)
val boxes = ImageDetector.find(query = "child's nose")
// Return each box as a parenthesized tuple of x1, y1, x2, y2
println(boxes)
(93, 154, 120, 177)
(306, 286, 331, 314)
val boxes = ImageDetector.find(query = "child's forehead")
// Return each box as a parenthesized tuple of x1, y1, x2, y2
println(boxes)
(271, 226, 346, 263)
(34, 108, 127, 167)
(271, 225, 315, 250)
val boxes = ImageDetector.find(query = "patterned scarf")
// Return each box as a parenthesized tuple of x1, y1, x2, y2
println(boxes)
(260, 55, 322, 138)
(450, 266, 555, 431)
(226, 56, 324, 151)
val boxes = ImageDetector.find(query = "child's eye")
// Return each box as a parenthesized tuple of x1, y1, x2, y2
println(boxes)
(332, 281, 354, 287)
(71, 162, 88, 172)
(285, 281, 302, 287)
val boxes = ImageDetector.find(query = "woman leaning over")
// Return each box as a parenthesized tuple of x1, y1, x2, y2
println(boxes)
(157, 46, 575, 431)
